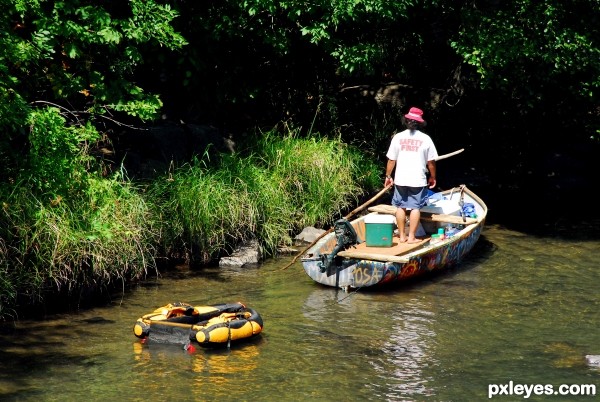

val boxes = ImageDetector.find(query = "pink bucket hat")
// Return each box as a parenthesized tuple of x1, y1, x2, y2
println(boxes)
(404, 107, 425, 123)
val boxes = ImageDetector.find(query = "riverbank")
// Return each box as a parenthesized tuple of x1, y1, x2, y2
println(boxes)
(0, 130, 380, 320)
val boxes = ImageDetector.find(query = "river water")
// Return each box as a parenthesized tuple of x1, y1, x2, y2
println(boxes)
(1, 222, 599, 401)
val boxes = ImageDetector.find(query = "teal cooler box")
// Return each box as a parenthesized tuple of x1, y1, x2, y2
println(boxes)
(364, 214, 396, 247)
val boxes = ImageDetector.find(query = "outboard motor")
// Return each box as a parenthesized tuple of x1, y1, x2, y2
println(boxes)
(318, 218, 359, 273)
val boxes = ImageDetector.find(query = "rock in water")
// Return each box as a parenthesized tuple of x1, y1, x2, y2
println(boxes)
(585, 355, 600, 367)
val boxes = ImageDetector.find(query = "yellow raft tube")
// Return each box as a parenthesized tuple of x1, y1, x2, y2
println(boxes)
(133, 302, 263, 347)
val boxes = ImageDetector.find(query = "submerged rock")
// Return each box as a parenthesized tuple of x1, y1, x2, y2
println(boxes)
(585, 355, 600, 367)
(219, 239, 261, 267)
(295, 226, 326, 243)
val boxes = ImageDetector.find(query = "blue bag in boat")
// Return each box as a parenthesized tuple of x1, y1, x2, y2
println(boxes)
(462, 203, 477, 218)
(427, 190, 445, 203)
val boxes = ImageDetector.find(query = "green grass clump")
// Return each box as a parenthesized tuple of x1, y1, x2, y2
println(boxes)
(151, 128, 380, 262)
(0, 173, 157, 315)
(255, 130, 380, 228)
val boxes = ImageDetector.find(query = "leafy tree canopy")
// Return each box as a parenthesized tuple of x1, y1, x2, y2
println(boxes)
(2, 0, 187, 125)
(0, 0, 187, 190)
(452, 0, 599, 105)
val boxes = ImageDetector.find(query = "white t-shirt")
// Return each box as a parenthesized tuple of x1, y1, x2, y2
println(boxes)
(386, 129, 438, 187)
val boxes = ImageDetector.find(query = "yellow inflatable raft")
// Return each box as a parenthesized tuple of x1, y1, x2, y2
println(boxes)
(133, 302, 263, 347)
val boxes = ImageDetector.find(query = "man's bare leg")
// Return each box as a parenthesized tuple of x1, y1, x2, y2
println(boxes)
(407, 208, 422, 243)
(395, 207, 408, 243)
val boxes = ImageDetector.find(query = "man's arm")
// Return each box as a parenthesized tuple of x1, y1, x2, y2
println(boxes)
(385, 159, 396, 186)
(427, 160, 436, 188)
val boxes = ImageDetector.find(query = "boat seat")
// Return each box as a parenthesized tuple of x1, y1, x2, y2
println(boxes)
(420, 214, 477, 225)
(367, 204, 477, 225)
(337, 234, 430, 262)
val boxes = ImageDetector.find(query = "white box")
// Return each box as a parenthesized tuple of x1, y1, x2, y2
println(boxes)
(421, 199, 461, 215)
(364, 214, 396, 224)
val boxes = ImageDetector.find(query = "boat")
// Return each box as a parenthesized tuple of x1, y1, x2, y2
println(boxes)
(301, 185, 487, 290)
(133, 301, 264, 347)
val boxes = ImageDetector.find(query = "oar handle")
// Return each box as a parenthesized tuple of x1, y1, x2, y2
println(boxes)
(435, 148, 464, 161)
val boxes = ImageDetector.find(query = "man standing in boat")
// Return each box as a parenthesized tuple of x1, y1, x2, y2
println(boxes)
(384, 107, 438, 244)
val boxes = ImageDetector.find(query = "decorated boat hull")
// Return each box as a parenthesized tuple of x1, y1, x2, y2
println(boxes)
(301, 185, 487, 290)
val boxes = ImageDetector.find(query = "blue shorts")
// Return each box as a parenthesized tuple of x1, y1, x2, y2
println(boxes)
(391, 186, 428, 210)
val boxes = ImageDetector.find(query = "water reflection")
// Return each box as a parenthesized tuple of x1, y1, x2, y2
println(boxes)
(379, 299, 436, 399)
(301, 287, 439, 399)
(302, 288, 365, 321)
(1, 224, 600, 401)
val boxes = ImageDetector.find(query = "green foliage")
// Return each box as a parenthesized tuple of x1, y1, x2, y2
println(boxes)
(0, 0, 191, 197)
(254, 129, 378, 226)
(27, 108, 99, 197)
(155, 0, 597, 146)
(0, 173, 157, 314)
(219, 0, 417, 75)
(1, 0, 187, 129)
(451, 0, 599, 102)
(0, 235, 16, 319)
(126, 1, 187, 47)
(150, 129, 380, 262)
(151, 159, 256, 262)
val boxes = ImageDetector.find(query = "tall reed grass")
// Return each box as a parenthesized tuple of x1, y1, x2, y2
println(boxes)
(0, 173, 158, 318)
(149, 128, 380, 263)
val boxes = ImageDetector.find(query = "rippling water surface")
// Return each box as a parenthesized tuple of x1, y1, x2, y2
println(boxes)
(1, 223, 599, 401)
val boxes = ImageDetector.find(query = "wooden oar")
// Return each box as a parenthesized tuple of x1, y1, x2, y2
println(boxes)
(279, 183, 393, 270)
(435, 148, 464, 161)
